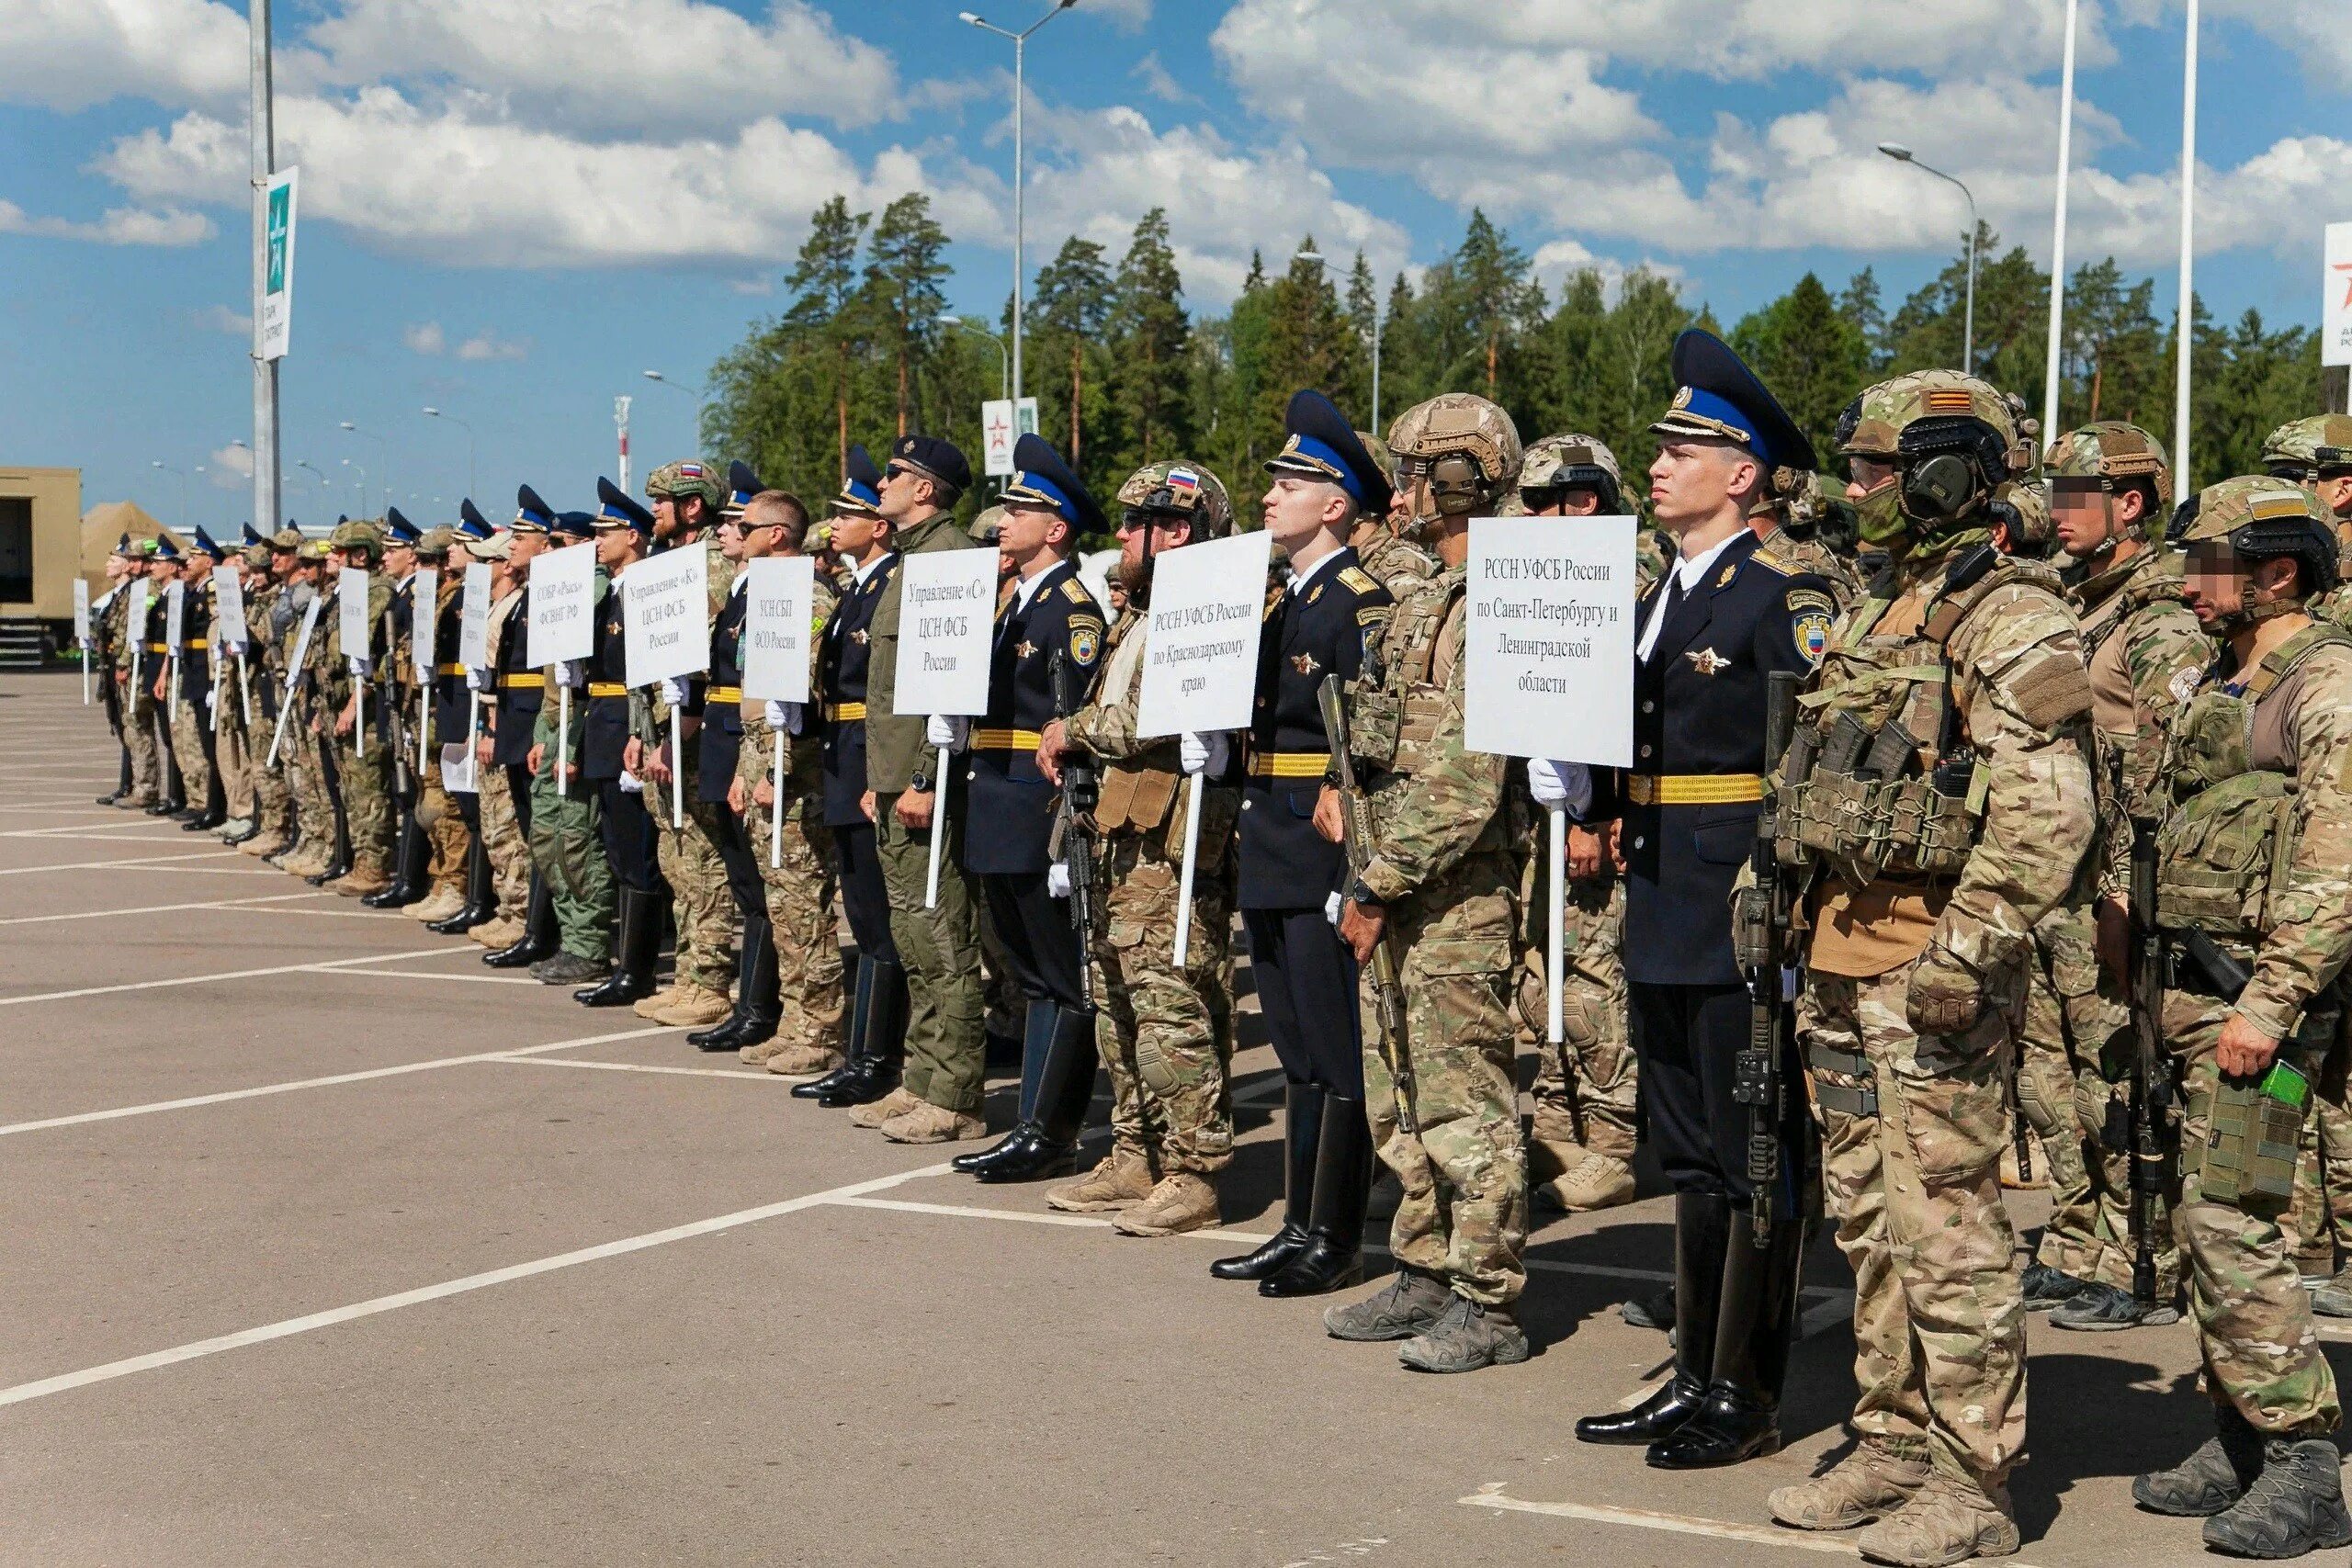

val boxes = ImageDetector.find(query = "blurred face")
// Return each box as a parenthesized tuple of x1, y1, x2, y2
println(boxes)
(2050, 479, 2144, 558)
(1261, 476, 1350, 551)
(1115, 510, 1191, 571)
(1651, 438, 1758, 532)
(2182, 542, 2297, 629)
(1844, 456, 1897, 503)
(1523, 487, 1604, 519)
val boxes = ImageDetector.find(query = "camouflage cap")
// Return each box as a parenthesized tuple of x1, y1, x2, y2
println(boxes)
(2261, 415, 2352, 474)
(415, 525, 456, 558)
(269, 526, 303, 551)
(1388, 393, 1523, 492)
(242, 544, 272, 570)
(1837, 369, 2019, 459)
(328, 519, 384, 555)
(1115, 459, 1233, 538)
(968, 503, 1008, 544)
(1518, 434, 1623, 505)
(296, 538, 333, 564)
(2044, 421, 2174, 513)
(645, 459, 724, 508)
(464, 529, 514, 562)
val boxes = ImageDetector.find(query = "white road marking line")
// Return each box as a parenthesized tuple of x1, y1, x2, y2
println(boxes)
(0, 1028, 681, 1137)
(0, 821, 199, 839)
(0, 892, 326, 927)
(1458, 1485, 2053, 1566)
(0, 850, 247, 876)
(833, 1195, 1152, 1232)
(0, 945, 474, 1007)
(346, 968, 542, 984)
(241, 903, 405, 919)
(501, 1056, 792, 1082)
(0, 1159, 955, 1408)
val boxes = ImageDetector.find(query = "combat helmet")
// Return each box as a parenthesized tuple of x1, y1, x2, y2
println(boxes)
(1388, 393, 1521, 525)
(2168, 475, 2340, 626)
(1116, 459, 1232, 539)
(327, 518, 384, 558)
(1516, 434, 1624, 514)
(2043, 421, 2173, 556)
(2261, 415, 2352, 482)
(645, 459, 725, 511)
(1835, 369, 2029, 554)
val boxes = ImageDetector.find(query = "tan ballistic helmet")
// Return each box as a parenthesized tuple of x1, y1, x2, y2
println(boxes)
(1115, 459, 1234, 539)
(1388, 393, 1522, 517)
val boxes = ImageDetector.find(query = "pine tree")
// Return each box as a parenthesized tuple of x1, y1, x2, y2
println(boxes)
(862, 194, 951, 442)
(1838, 268, 1887, 371)
(1105, 209, 1193, 470)
(785, 197, 873, 480)
(1031, 237, 1113, 471)
(1731, 273, 1870, 466)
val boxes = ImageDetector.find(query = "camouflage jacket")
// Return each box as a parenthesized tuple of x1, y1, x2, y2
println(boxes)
(314, 570, 394, 712)
(639, 533, 738, 741)
(1351, 524, 1436, 602)
(1348, 562, 1513, 914)
(2070, 547, 2212, 900)
(864, 511, 989, 795)
(1065, 602, 1238, 863)
(1754, 521, 1861, 611)
(2303, 523, 2352, 626)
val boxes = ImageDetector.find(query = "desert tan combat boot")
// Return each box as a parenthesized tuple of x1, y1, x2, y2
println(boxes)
(846, 1085, 922, 1129)
(763, 1042, 842, 1077)
(1111, 1171, 1220, 1235)
(878, 1100, 989, 1145)
(1770, 1438, 1932, 1531)
(632, 983, 683, 1021)
(334, 856, 392, 898)
(1045, 1145, 1158, 1213)
(467, 913, 523, 948)
(652, 984, 732, 1028)
(1536, 1149, 1635, 1213)
(407, 884, 462, 922)
(1853, 1469, 2019, 1566)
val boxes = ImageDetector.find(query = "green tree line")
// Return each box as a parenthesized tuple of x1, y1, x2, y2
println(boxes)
(707, 195, 2339, 536)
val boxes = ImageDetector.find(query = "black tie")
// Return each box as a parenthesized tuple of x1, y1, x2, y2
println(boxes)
(1645, 570, 1686, 659)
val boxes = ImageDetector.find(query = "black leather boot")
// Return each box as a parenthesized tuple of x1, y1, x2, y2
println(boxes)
(1646, 1209, 1804, 1468)
(1260, 1091, 1374, 1297)
(308, 808, 353, 886)
(484, 874, 560, 968)
(815, 957, 907, 1107)
(966, 1004, 1100, 1182)
(1577, 1190, 1731, 1445)
(956, 1000, 1061, 1174)
(101, 749, 132, 805)
(691, 915, 780, 1050)
(1212, 1080, 1324, 1280)
(427, 834, 495, 933)
(364, 813, 431, 908)
(184, 766, 227, 830)
(576, 886, 661, 1006)
(797, 956, 874, 1101)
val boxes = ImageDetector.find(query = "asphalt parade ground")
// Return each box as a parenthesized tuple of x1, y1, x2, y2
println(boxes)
(0, 669, 2329, 1567)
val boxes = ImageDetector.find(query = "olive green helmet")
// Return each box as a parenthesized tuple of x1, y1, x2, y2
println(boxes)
(2168, 475, 2340, 610)
(645, 459, 725, 510)
(2045, 420, 2174, 514)
(1388, 393, 1521, 521)
(327, 519, 384, 558)
(1834, 370, 2028, 550)
(1115, 459, 1233, 539)
(2260, 415, 2352, 480)
(968, 503, 1008, 545)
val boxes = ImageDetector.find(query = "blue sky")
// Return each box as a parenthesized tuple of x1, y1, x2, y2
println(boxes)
(2, 0, 2346, 530)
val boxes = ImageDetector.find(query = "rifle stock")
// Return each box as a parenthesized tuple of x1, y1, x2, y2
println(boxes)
(1733, 670, 1802, 1247)
(2121, 767, 2174, 1306)
(1050, 649, 1101, 1010)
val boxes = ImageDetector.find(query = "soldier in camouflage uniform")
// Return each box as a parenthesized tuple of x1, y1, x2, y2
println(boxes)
(627, 458, 739, 1029)
(517, 513, 614, 987)
(165, 535, 223, 829)
(319, 519, 396, 896)
(2123, 477, 2352, 1559)
(210, 531, 268, 842)
(116, 541, 172, 811)
(1759, 465, 1865, 608)
(1035, 458, 1236, 1233)
(1769, 373, 2096, 1564)
(2266, 415, 2352, 624)
(1317, 393, 1529, 1373)
(1347, 430, 1438, 599)
(275, 539, 339, 880)
(92, 537, 136, 806)
(1503, 434, 1641, 1213)
(2018, 423, 2210, 1334)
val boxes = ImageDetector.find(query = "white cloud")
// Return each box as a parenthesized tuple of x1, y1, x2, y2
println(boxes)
(0, 197, 212, 245)
(403, 321, 447, 355)
(455, 330, 529, 362)
(1083, 0, 1154, 31)
(0, 0, 250, 111)
(210, 443, 254, 479)
(1130, 51, 1189, 105)
(194, 303, 251, 333)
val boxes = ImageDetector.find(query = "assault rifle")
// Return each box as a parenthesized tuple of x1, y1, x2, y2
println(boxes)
(1733, 670, 1803, 1247)
(1050, 648, 1101, 1009)
(2116, 756, 2177, 1306)
(1317, 673, 1412, 1128)
(378, 604, 415, 798)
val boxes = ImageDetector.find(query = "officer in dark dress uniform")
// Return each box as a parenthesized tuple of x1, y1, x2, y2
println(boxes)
(1213, 390, 1396, 1295)
(1575, 331, 1832, 1468)
(797, 445, 911, 1108)
(688, 494, 778, 1050)
(179, 527, 227, 829)
(424, 502, 501, 933)
(575, 479, 665, 1007)
(951, 434, 1107, 1182)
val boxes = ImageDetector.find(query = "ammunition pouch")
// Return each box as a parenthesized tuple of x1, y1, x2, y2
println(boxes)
(1808, 1043, 1879, 1118)
(2153, 772, 2300, 942)
(1780, 765, 1978, 878)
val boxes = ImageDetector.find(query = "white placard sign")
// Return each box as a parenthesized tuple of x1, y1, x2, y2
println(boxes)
(621, 546, 711, 688)
(741, 555, 816, 705)
(164, 580, 186, 649)
(73, 578, 89, 644)
(410, 567, 438, 681)
(889, 547, 996, 716)
(127, 579, 151, 661)
(528, 546, 598, 666)
(211, 565, 247, 649)
(458, 562, 494, 671)
(2327, 222, 2352, 370)
(1137, 530, 1276, 739)
(1464, 516, 1638, 766)
(260, 167, 298, 361)
(339, 567, 371, 658)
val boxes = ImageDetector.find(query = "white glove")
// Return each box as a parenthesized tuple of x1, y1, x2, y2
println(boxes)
(346, 654, 371, 679)
(926, 714, 970, 751)
(1048, 863, 1072, 899)
(1526, 758, 1593, 818)
(1180, 730, 1230, 777)
(468, 666, 494, 694)
(660, 676, 688, 705)
(618, 770, 644, 795)
(1325, 891, 1344, 927)
(553, 660, 581, 689)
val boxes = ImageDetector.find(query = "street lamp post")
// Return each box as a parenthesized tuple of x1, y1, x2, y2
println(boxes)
(293, 459, 331, 506)
(151, 460, 189, 521)
(937, 312, 1011, 400)
(1880, 143, 1978, 374)
(2174, 0, 2200, 484)
(422, 406, 477, 498)
(641, 370, 707, 456)
(2042, 0, 2081, 446)
(338, 421, 390, 514)
(960, 1, 1082, 408)
(341, 458, 367, 513)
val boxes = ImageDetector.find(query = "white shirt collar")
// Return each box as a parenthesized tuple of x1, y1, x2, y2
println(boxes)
(1671, 531, 1740, 593)
(1012, 559, 1060, 614)
(1288, 547, 1344, 596)
(729, 570, 749, 598)
(851, 550, 894, 588)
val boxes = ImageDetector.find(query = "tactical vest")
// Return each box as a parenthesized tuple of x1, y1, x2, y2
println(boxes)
(2152, 624, 2351, 943)
(1090, 608, 1185, 850)
(2076, 560, 2186, 667)
(1776, 550, 2064, 881)
(1347, 573, 1463, 780)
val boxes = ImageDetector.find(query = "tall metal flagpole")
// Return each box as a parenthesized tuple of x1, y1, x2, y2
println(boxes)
(2174, 0, 2200, 485)
(2041, 0, 2079, 443)
(250, 0, 280, 537)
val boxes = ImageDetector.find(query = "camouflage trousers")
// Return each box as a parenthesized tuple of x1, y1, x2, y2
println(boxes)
(875, 789, 985, 1114)
(1368, 876, 1526, 1308)
(122, 679, 164, 803)
(2167, 991, 2342, 1437)
(528, 764, 611, 963)
(1803, 956, 2026, 1487)
(746, 770, 844, 1058)
(334, 721, 394, 873)
(2284, 1022, 2352, 1269)
(291, 715, 336, 853)
(480, 759, 532, 914)
(168, 682, 213, 808)
(1091, 823, 1235, 1178)
(215, 668, 256, 821)
(2018, 908, 2103, 1280)
(647, 738, 734, 992)
(1516, 874, 1637, 1168)
(415, 759, 468, 899)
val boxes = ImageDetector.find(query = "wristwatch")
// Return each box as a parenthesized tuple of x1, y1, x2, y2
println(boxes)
(910, 767, 933, 794)
(1349, 877, 1382, 910)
